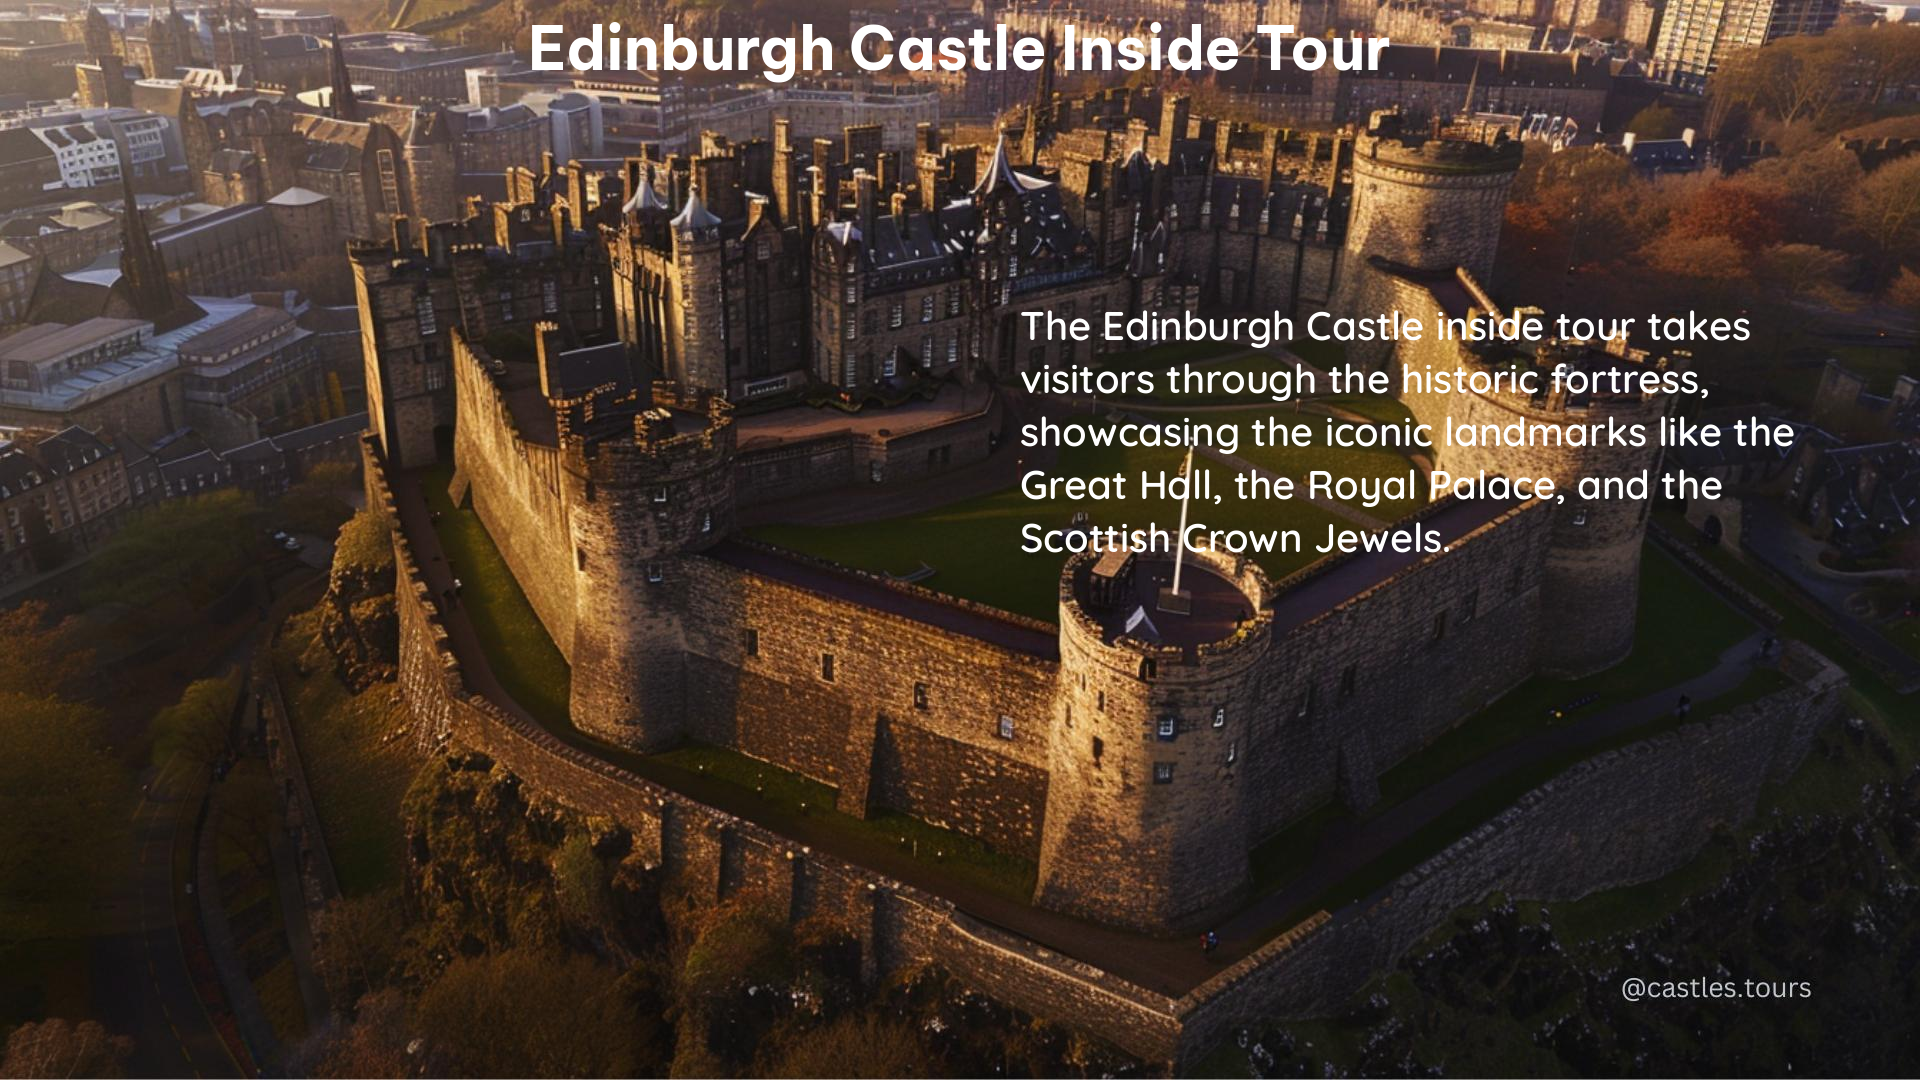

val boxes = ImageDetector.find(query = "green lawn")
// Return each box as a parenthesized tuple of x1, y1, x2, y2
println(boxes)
(421, 462, 573, 727)
(1314, 393, 1417, 427)
(652, 744, 1038, 901)
(750, 425, 1344, 621)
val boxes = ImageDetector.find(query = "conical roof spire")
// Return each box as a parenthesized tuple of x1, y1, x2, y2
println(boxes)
(974, 134, 1030, 197)
(327, 25, 360, 122)
(116, 149, 192, 326)
(623, 164, 667, 214)
(671, 183, 721, 231)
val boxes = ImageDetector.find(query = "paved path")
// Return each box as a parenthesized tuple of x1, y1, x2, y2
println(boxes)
(94, 761, 244, 1079)
(390, 470, 1786, 995)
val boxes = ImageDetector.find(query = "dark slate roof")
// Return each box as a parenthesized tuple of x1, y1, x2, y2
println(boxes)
(271, 412, 367, 452)
(0, 126, 52, 168)
(0, 445, 46, 500)
(31, 426, 116, 474)
(543, 344, 632, 401)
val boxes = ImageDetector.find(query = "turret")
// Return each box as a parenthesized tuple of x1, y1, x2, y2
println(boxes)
(562, 368, 736, 749)
(1333, 110, 1520, 368)
(666, 185, 726, 392)
(1036, 548, 1272, 931)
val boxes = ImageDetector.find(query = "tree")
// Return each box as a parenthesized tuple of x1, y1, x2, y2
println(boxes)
(293, 987, 412, 1079)
(150, 672, 241, 772)
(1, 1019, 133, 1078)
(312, 888, 410, 1007)
(1667, 179, 1791, 250)
(1744, 145, 1865, 240)
(280, 460, 361, 539)
(0, 600, 93, 699)
(0, 694, 131, 943)
(1625, 105, 1685, 140)
(758, 1014, 932, 1078)
(410, 949, 667, 1077)
(81, 490, 262, 611)
(1846, 155, 1920, 281)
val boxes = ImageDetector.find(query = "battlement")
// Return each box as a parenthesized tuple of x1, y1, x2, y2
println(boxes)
(1058, 547, 1272, 668)
(1357, 109, 1524, 175)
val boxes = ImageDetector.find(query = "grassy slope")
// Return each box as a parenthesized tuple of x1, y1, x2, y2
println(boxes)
(273, 608, 415, 897)
(421, 462, 573, 726)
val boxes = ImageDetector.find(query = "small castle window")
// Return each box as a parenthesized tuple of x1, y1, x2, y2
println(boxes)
(1511, 566, 1525, 595)
(921, 295, 935, 322)
(1226, 742, 1237, 765)
(745, 628, 759, 656)
(1096, 690, 1105, 712)
(1139, 657, 1157, 681)
(889, 301, 903, 329)
(913, 682, 928, 710)
(1432, 611, 1447, 644)
(701, 512, 712, 533)
(1157, 716, 1177, 741)
(1153, 762, 1175, 784)
(646, 563, 664, 584)
(1463, 588, 1479, 622)
(821, 653, 835, 682)
(883, 354, 897, 378)
(996, 716, 1015, 740)
(1571, 508, 1589, 526)
(1092, 736, 1104, 765)
(1340, 665, 1357, 698)
(1213, 706, 1227, 729)
(653, 486, 668, 503)
(576, 548, 586, 571)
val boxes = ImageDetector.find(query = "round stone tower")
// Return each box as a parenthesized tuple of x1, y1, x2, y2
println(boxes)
(562, 386, 735, 749)
(1036, 548, 1273, 933)
(1402, 335, 1673, 677)
(1334, 110, 1521, 367)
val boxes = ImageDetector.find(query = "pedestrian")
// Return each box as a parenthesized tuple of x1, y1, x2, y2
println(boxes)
(1676, 693, 1691, 719)
(453, 576, 464, 596)
(1203, 929, 1219, 956)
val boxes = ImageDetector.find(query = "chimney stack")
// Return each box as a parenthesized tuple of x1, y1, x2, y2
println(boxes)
(855, 168, 877, 236)
(535, 320, 564, 398)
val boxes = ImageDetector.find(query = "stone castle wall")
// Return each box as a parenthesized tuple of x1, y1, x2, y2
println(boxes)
(373, 434, 1846, 1069)
(1243, 497, 1554, 836)
(449, 333, 578, 655)
(1388, 272, 1669, 677)
(1177, 640, 1847, 1059)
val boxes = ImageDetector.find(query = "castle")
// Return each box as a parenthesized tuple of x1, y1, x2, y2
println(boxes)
(356, 87, 1702, 934)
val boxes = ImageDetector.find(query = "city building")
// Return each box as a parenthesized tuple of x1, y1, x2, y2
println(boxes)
(1652, 0, 1842, 87)
(0, 424, 130, 583)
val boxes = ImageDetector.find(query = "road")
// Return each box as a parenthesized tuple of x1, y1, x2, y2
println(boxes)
(90, 755, 243, 1079)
